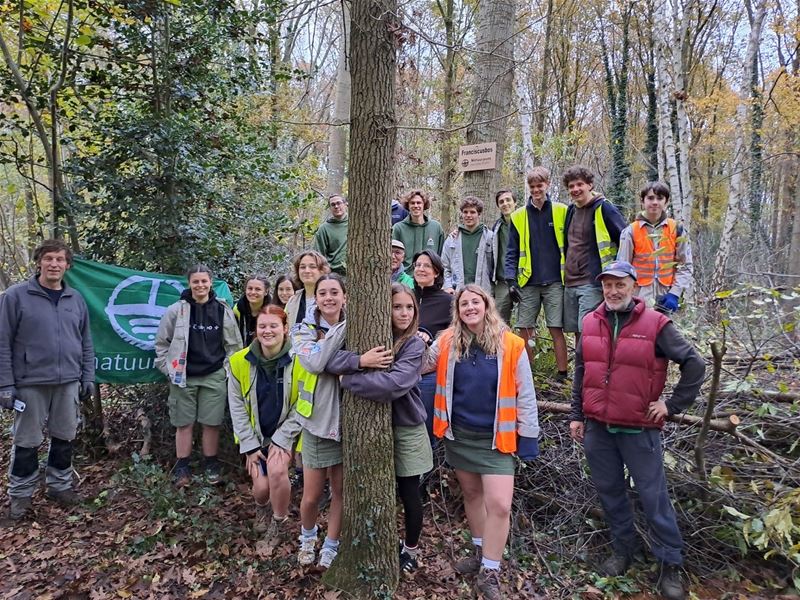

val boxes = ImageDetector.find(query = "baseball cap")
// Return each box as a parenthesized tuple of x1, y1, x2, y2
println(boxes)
(391, 239, 406, 251)
(596, 260, 637, 282)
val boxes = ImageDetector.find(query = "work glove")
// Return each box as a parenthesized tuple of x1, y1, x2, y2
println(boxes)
(79, 381, 95, 402)
(658, 293, 680, 313)
(507, 280, 523, 304)
(0, 386, 16, 410)
(516, 436, 540, 461)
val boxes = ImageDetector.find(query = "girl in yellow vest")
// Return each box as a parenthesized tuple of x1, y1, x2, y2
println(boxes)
(291, 274, 348, 569)
(227, 305, 301, 542)
(425, 284, 539, 599)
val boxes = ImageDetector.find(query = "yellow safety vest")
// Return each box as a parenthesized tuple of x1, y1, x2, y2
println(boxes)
(593, 202, 616, 269)
(509, 201, 567, 286)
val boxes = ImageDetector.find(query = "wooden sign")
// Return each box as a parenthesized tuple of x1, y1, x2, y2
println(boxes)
(458, 142, 497, 172)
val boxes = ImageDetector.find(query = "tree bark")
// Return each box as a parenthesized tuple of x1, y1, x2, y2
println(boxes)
(655, 0, 683, 223)
(711, 0, 766, 292)
(672, 0, 695, 234)
(437, 0, 458, 231)
(462, 0, 517, 224)
(326, 2, 352, 198)
(321, 0, 398, 595)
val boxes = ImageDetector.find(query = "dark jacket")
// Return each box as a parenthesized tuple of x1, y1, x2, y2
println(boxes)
(563, 196, 626, 284)
(571, 298, 705, 425)
(414, 284, 453, 343)
(391, 200, 409, 226)
(325, 336, 426, 427)
(0, 276, 94, 387)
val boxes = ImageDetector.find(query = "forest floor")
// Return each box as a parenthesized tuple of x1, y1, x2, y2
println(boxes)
(0, 392, 795, 600)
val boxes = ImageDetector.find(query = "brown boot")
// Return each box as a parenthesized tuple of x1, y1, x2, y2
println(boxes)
(454, 545, 482, 575)
(45, 488, 80, 507)
(475, 567, 502, 600)
(8, 496, 33, 521)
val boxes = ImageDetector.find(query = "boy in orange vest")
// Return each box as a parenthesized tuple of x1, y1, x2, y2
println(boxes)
(617, 182, 693, 313)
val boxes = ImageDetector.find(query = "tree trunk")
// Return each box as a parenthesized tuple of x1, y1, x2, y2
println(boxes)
(655, 0, 683, 223)
(321, 0, 398, 595)
(532, 0, 553, 165)
(326, 2, 352, 198)
(711, 0, 766, 292)
(515, 64, 534, 175)
(438, 0, 458, 231)
(600, 1, 633, 211)
(463, 0, 517, 224)
(672, 0, 695, 233)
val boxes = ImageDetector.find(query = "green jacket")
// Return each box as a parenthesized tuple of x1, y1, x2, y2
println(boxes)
(313, 216, 349, 275)
(392, 216, 445, 274)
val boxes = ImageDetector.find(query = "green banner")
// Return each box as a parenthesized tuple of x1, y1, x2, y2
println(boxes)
(64, 258, 234, 384)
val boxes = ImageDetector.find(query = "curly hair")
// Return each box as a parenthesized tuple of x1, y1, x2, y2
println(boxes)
(291, 250, 331, 289)
(401, 189, 431, 210)
(449, 284, 508, 361)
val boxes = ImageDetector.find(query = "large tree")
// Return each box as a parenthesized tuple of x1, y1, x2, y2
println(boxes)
(322, 0, 399, 595)
(462, 0, 516, 223)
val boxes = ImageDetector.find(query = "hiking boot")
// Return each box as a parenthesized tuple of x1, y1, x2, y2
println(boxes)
(8, 496, 32, 521)
(399, 549, 418, 573)
(658, 563, 686, 600)
(45, 488, 80, 507)
(318, 546, 338, 569)
(298, 534, 317, 566)
(263, 516, 289, 545)
(475, 567, 502, 600)
(454, 546, 482, 575)
(204, 460, 222, 486)
(253, 504, 271, 534)
(598, 552, 631, 577)
(173, 464, 191, 488)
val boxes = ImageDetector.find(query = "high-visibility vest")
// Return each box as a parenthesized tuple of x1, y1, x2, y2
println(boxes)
(593, 203, 616, 269)
(510, 202, 567, 286)
(292, 357, 318, 418)
(631, 218, 678, 287)
(432, 329, 524, 453)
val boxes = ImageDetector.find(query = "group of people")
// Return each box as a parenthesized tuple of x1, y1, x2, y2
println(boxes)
(0, 163, 704, 600)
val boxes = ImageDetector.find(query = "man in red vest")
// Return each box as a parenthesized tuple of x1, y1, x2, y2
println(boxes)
(569, 260, 705, 600)
(617, 182, 693, 313)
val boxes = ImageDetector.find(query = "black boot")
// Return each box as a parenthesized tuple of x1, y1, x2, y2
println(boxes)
(597, 552, 631, 576)
(657, 563, 686, 600)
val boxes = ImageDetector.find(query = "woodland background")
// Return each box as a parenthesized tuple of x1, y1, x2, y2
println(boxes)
(1, 0, 800, 598)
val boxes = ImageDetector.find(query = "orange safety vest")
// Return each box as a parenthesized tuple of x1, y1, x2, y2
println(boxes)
(631, 219, 678, 287)
(432, 329, 524, 453)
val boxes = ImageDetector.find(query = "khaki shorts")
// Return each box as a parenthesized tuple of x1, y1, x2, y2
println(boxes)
(563, 284, 604, 333)
(517, 283, 564, 328)
(301, 430, 342, 469)
(168, 368, 227, 427)
(492, 281, 513, 325)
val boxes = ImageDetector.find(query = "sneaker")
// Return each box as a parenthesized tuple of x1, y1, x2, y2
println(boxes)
(475, 567, 502, 600)
(454, 546, 482, 575)
(399, 549, 418, 573)
(253, 504, 271, 534)
(658, 563, 686, 600)
(173, 464, 191, 488)
(298, 535, 317, 566)
(45, 488, 80, 507)
(598, 552, 631, 577)
(8, 496, 32, 521)
(204, 461, 222, 486)
(319, 546, 338, 569)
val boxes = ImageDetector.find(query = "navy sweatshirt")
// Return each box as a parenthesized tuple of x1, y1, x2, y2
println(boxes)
(451, 344, 499, 432)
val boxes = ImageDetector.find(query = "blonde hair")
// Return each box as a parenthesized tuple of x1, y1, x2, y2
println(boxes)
(449, 284, 508, 360)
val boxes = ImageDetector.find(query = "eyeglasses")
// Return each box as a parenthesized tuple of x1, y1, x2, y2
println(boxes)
(330, 201, 345, 208)
(413, 262, 433, 270)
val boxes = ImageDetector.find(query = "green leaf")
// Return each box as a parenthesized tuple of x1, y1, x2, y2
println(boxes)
(715, 290, 734, 299)
(75, 34, 92, 46)
(722, 505, 751, 520)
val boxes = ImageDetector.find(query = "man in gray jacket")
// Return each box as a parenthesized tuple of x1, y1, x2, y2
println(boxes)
(0, 239, 95, 520)
(442, 196, 494, 294)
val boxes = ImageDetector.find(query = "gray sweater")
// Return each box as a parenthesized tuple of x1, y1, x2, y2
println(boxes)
(0, 276, 95, 387)
(325, 335, 426, 427)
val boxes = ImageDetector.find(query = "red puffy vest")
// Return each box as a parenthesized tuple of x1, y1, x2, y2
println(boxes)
(581, 298, 671, 428)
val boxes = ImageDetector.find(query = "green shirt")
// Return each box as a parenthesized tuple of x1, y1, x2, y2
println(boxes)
(460, 225, 484, 285)
(494, 218, 510, 281)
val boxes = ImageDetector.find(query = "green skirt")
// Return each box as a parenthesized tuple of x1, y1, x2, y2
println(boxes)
(394, 424, 433, 477)
(301, 430, 342, 469)
(444, 426, 515, 475)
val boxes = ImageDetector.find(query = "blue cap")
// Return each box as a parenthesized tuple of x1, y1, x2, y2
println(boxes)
(596, 260, 637, 282)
